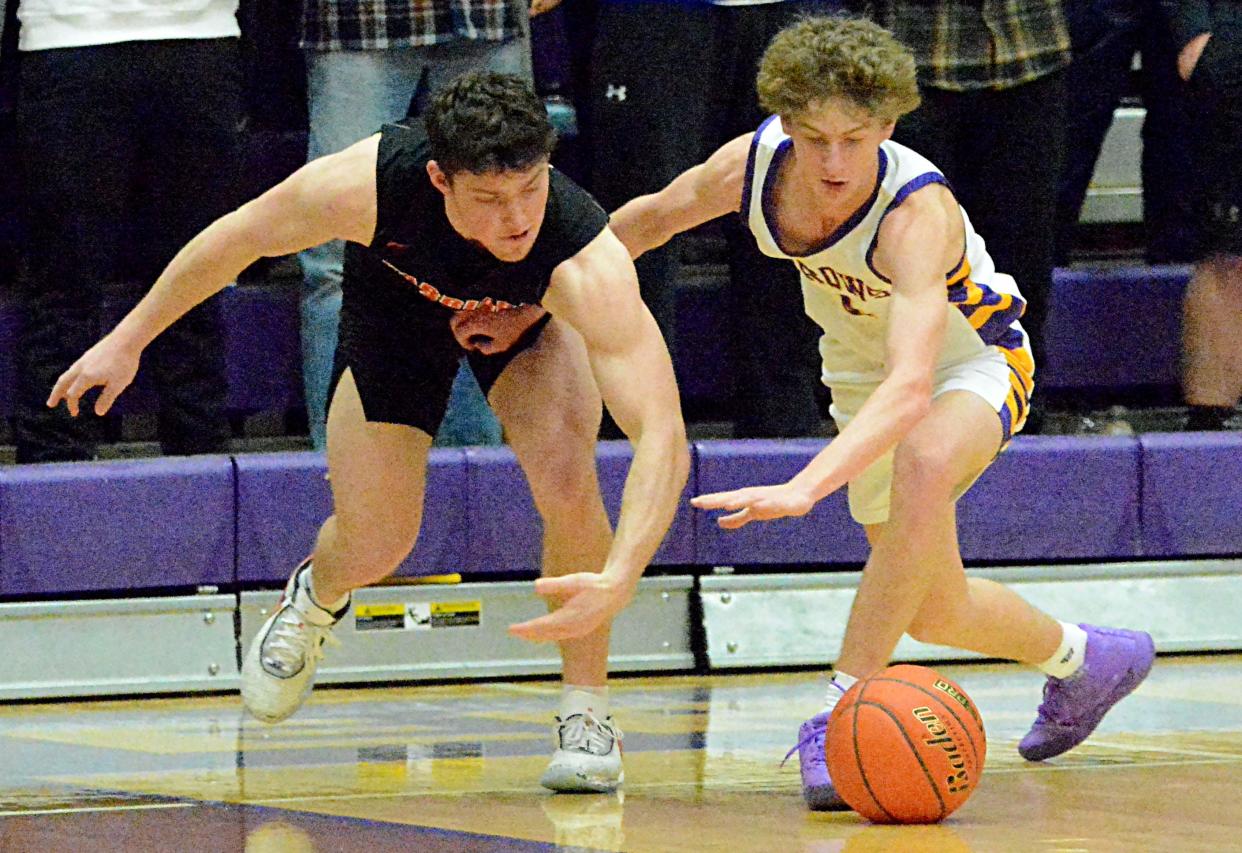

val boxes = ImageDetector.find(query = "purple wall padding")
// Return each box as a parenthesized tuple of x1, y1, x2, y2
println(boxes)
(1041, 265, 1189, 391)
(674, 283, 730, 405)
(79, 285, 300, 418)
(957, 436, 1142, 562)
(694, 436, 1141, 566)
(0, 457, 235, 595)
(219, 285, 301, 414)
(234, 449, 468, 584)
(693, 439, 869, 566)
(1139, 432, 1242, 557)
(463, 440, 695, 574)
(675, 265, 1191, 407)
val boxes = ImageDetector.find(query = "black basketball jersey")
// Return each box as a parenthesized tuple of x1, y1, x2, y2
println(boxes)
(343, 120, 609, 317)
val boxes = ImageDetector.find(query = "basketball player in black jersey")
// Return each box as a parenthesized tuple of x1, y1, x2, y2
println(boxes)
(48, 73, 688, 793)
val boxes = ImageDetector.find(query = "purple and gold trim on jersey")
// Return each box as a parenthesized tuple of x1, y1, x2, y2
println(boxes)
(946, 259, 1028, 348)
(946, 258, 1034, 443)
(998, 346, 1034, 443)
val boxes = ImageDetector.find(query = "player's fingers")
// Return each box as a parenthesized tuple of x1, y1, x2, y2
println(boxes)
(64, 376, 95, 418)
(533, 574, 590, 600)
(95, 382, 123, 417)
(717, 508, 753, 530)
(691, 490, 746, 510)
(47, 371, 73, 409)
(508, 608, 585, 642)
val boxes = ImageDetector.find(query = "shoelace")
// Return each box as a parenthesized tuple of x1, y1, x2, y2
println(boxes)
(262, 606, 341, 676)
(781, 723, 825, 769)
(1033, 675, 1082, 726)
(557, 713, 622, 756)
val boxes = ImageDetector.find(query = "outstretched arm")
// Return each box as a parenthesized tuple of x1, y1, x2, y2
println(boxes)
(49, 136, 381, 416)
(694, 184, 962, 527)
(609, 134, 751, 259)
(509, 228, 690, 641)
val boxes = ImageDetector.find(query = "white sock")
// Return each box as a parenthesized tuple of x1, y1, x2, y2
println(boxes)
(306, 563, 349, 614)
(823, 671, 859, 715)
(1039, 622, 1089, 679)
(561, 685, 610, 719)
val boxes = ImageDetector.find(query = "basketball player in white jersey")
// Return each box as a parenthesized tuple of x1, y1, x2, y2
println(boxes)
(610, 16, 1156, 811)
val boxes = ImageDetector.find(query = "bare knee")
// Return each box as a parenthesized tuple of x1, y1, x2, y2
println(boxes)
(330, 512, 421, 575)
(892, 438, 959, 503)
(532, 449, 606, 526)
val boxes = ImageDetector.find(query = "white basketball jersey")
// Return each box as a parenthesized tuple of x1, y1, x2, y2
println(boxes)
(743, 116, 1034, 390)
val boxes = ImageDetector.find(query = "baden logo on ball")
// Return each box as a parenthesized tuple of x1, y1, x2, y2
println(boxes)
(825, 664, 986, 824)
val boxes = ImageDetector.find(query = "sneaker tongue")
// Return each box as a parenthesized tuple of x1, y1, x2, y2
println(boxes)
(561, 715, 615, 755)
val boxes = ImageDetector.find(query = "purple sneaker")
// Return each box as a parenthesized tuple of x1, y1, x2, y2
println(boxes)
(1019, 624, 1156, 761)
(784, 711, 848, 811)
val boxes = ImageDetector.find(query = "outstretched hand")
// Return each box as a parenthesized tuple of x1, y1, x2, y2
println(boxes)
(509, 573, 634, 643)
(691, 482, 817, 529)
(47, 335, 141, 417)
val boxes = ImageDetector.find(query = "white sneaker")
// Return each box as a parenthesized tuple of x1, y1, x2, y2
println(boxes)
(241, 560, 348, 723)
(540, 713, 624, 793)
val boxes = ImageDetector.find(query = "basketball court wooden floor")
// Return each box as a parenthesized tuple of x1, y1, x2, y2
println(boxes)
(2, 654, 1240, 852)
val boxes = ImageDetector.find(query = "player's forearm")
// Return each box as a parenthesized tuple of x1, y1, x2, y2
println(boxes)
(609, 196, 678, 259)
(790, 379, 930, 502)
(602, 419, 690, 588)
(110, 211, 267, 351)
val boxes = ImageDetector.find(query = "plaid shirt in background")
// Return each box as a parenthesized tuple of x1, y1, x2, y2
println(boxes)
(863, 0, 1071, 91)
(302, 0, 524, 51)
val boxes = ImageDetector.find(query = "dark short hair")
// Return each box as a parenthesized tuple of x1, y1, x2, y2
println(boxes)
(425, 72, 557, 178)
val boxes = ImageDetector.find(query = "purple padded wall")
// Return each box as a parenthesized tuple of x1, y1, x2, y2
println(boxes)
(957, 436, 1142, 562)
(0, 457, 235, 596)
(235, 449, 468, 584)
(95, 285, 300, 417)
(1041, 265, 1189, 391)
(463, 440, 695, 574)
(219, 285, 301, 414)
(674, 265, 1191, 408)
(694, 436, 1141, 566)
(693, 439, 869, 566)
(1140, 432, 1242, 557)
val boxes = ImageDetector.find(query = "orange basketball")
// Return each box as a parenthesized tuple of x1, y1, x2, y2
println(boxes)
(825, 664, 986, 824)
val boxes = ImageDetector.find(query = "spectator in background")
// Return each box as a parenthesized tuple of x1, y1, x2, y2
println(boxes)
(1163, 0, 1242, 430)
(857, 0, 1069, 429)
(298, 0, 534, 451)
(14, 0, 240, 463)
(586, 0, 828, 438)
(1055, 0, 1201, 265)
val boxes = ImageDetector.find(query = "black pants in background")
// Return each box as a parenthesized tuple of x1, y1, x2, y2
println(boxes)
(15, 39, 241, 462)
(892, 71, 1067, 389)
(588, 0, 831, 437)
(1056, 0, 1200, 264)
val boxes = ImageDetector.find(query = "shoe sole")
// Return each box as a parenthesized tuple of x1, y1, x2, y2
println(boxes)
(1020, 632, 1156, 761)
(540, 769, 624, 794)
(805, 786, 851, 812)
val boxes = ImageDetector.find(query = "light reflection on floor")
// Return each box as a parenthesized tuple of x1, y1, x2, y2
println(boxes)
(2, 655, 1240, 852)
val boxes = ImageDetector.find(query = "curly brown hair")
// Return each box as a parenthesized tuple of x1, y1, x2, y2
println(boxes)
(757, 16, 921, 123)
